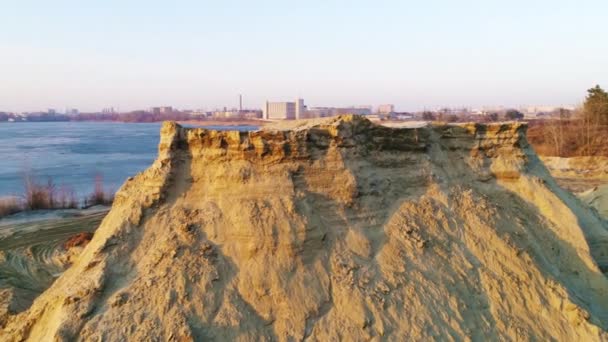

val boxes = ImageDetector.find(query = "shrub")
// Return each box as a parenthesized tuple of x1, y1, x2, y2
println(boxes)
(22, 174, 80, 210)
(422, 111, 436, 121)
(63, 232, 94, 250)
(0, 197, 22, 218)
(504, 109, 524, 121)
(24, 176, 54, 210)
(57, 185, 78, 209)
(84, 174, 114, 207)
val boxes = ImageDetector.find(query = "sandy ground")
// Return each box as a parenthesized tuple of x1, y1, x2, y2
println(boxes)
(581, 185, 608, 218)
(540, 156, 608, 219)
(0, 208, 108, 326)
(379, 120, 430, 128)
(541, 156, 608, 192)
(0, 206, 108, 239)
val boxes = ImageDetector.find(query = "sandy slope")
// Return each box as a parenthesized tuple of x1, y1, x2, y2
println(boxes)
(2, 116, 608, 341)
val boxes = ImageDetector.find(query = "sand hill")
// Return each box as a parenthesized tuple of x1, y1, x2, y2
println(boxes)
(2, 115, 608, 341)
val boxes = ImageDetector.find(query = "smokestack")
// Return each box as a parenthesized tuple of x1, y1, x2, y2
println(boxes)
(239, 94, 242, 112)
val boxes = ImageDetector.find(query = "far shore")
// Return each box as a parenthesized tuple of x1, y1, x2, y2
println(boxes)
(177, 119, 270, 127)
(0, 119, 271, 126)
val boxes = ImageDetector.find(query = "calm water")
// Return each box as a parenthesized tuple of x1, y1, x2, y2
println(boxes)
(0, 122, 257, 198)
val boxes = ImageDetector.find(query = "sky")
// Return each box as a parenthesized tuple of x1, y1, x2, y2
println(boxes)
(1, 0, 607, 112)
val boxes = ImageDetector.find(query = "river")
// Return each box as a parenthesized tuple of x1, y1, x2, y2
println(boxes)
(0, 122, 257, 199)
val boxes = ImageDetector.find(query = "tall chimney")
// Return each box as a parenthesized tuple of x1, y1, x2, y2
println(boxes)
(239, 94, 242, 112)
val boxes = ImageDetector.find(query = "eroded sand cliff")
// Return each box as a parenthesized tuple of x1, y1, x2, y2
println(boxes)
(2, 115, 608, 341)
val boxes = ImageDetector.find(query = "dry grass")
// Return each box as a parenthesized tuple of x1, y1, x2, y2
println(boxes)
(84, 174, 114, 207)
(23, 177, 77, 210)
(24, 178, 54, 210)
(0, 174, 100, 218)
(0, 197, 22, 218)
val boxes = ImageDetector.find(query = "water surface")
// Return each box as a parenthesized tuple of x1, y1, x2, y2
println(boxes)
(0, 122, 256, 199)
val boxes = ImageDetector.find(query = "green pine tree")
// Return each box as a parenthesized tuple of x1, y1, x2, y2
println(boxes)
(583, 85, 608, 125)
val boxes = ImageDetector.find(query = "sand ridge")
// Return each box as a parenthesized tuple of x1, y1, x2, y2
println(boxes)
(2, 115, 608, 341)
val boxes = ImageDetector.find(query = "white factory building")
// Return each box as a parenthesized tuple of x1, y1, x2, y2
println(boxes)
(263, 98, 306, 120)
(263, 98, 377, 120)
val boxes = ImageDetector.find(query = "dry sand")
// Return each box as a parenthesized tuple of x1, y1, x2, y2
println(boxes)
(2, 115, 608, 341)
(541, 156, 608, 192)
(581, 185, 608, 219)
(540, 156, 608, 219)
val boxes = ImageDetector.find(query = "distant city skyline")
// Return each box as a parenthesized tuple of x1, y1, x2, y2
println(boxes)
(1, 0, 606, 112)
(2, 101, 578, 115)
(5, 101, 576, 117)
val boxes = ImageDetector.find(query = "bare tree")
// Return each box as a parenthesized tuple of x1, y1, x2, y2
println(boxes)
(544, 119, 562, 156)
(544, 108, 568, 156)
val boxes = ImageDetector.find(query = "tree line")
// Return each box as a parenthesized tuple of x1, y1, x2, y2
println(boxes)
(527, 85, 608, 157)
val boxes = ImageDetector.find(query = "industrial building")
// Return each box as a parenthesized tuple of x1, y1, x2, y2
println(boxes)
(263, 98, 306, 120)
(377, 104, 395, 114)
(262, 99, 378, 120)
(150, 106, 173, 115)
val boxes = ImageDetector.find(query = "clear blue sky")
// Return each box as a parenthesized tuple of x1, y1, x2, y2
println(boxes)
(1, 0, 607, 112)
